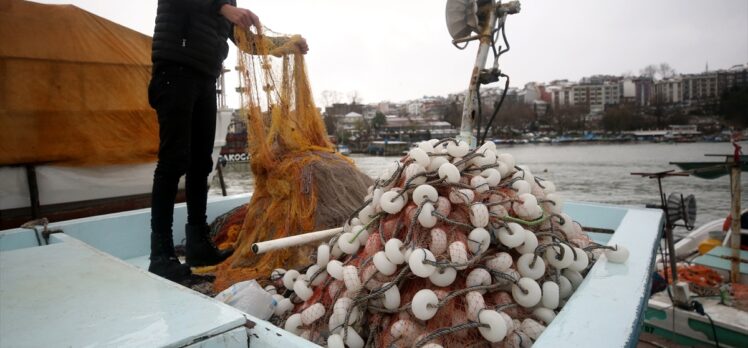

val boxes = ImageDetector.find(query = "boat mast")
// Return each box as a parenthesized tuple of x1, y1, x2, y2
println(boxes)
(451, 1, 520, 148)
(458, 2, 499, 148)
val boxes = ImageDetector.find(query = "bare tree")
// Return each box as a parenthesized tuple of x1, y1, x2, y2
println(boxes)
(348, 90, 362, 105)
(658, 63, 676, 79)
(320, 90, 343, 107)
(639, 64, 657, 79)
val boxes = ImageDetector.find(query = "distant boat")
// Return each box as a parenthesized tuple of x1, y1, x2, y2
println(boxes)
(336, 144, 351, 156)
(671, 155, 747, 180)
(366, 140, 409, 156)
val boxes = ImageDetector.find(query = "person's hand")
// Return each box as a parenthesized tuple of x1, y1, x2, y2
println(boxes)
(220, 4, 261, 32)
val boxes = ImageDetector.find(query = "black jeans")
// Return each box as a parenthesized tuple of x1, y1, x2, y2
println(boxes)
(148, 63, 217, 248)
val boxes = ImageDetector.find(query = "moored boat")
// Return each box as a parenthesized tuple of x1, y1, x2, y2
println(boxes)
(643, 150, 748, 347)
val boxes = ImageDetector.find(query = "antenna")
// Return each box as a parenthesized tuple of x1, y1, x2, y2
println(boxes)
(446, 0, 521, 147)
(666, 193, 697, 230)
(445, 0, 481, 41)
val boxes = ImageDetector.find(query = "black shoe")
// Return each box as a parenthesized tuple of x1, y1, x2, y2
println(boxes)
(185, 224, 234, 267)
(148, 256, 191, 282)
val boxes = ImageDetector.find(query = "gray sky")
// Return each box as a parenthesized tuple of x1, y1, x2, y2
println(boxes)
(32, 0, 748, 107)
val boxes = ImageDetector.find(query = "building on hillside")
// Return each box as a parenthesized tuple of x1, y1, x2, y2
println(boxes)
(717, 64, 748, 94)
(377, 101, 413, 115)
(547, 83, 574, 109)
(653, 77, 684, 105)
(337, 112, 364, 132)
(421, 98, 449, 119)
(675, 64, 748, 109)
(325, 103, 363, 118)
(633, 77, 654, 107)
(523, 82, 542, 104)
(407, 101, 421, 116)
(580, 75, 621, 85)
(621, 78, 636, 104)
(571, 82, 620, 113)
(362, 104, 378, 119)
(681, 73, 717, 105)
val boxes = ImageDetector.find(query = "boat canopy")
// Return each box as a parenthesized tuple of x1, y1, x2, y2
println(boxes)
(0, 0, 157, 166)
(671, 155, 748, 179)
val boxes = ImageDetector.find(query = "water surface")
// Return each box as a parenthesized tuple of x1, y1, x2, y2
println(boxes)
(211, 141, 748, 237)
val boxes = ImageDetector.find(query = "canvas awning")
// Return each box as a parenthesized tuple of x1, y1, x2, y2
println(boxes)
(0, 0, 157, 166)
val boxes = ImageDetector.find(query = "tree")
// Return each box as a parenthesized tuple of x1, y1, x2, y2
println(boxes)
(640, 65, 657, 79)
(348, 90, 362, 105)
(371, 111, 387, 137)
(602, 105, 643, 132)
(323, 114, 337, 135)
(720, 86, 748, 128)
(443, 100, 462, 128)
(640, 63, 676, 80)
(658, 63, 676, 79)
(320, 90, 343, 107)
(353, 118, 371, 149)
(548, 105, 587, 133)
(488, 102, 534, 135)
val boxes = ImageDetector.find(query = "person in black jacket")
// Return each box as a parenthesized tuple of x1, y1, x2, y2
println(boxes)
(147, 0, 308, 281)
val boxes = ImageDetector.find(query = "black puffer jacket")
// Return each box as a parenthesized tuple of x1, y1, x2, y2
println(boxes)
(151, 0, 235, 78)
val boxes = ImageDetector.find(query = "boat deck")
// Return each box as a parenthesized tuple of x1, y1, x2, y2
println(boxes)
(0, 194, 315, 348)
(1, 195, 664, 347)
(0, 235, 249, 347)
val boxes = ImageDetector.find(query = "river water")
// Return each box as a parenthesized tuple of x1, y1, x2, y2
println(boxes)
(210, 141, 747, 237)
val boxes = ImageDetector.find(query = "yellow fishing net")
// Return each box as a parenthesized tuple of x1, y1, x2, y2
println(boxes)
(213, 27, 373, 291)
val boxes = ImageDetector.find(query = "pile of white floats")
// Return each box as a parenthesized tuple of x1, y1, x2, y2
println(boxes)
(266, 139, 629, 348)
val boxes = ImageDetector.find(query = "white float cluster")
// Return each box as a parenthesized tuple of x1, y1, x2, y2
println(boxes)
(269, 139, 629, 347)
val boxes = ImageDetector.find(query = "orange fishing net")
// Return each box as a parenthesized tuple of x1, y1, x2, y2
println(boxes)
(0, 0, 156, 166)
(213, 27, 372, 291)
(660, 264, 724, 296)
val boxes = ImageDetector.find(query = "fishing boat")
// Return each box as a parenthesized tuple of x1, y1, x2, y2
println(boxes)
(1, 0, 667, 347)
(1, 194, 663, 347)
(337, 144, 352, 156)
(642, 151, 748, 347)
(220, 117, 252, 164)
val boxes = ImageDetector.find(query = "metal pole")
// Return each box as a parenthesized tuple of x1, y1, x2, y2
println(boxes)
(657, 177, 678, 285)
(216, 160, 227, 197)
(25, 165, 40, 219)
(730, 162, 741, 283)
(458, 1, 498, 149)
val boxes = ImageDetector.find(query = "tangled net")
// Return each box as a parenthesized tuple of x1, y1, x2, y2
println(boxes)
(213, 27, 372, 291)
(660, 264, 724, 296)
(261, 139, 630, 347)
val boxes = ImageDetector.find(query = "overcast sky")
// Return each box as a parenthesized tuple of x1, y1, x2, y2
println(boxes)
(32, 0, 748, 107)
